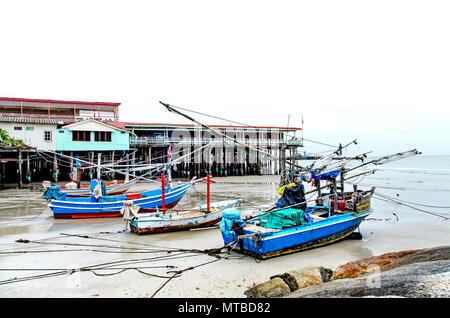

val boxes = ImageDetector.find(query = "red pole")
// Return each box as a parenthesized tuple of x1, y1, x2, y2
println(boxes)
(207, 174, 211, 212)
(161, 173, 165, 214)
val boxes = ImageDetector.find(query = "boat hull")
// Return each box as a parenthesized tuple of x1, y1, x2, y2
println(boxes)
(130, 200, 241, 235)
(222, 210, 372, 259)
(48, 183, 192, 219)
(130, 217, 222, 235)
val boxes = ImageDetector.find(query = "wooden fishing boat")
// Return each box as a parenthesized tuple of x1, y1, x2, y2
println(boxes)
(57, 179, 137, 197)
(220, 187, 375, 259)
(47, 181, 194, 219)
(129, 199, 241, 235)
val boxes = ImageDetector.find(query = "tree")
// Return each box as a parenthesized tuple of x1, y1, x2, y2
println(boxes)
(0, 129, 25, 147)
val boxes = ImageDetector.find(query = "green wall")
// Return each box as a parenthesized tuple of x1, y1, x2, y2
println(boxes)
(56, 128, 130, 151)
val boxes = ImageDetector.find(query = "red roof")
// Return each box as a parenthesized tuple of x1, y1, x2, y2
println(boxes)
(0, 97, 120, 107)
(61, 120, 127, 129)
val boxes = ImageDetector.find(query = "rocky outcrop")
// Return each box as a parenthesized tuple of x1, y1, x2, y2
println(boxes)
(287, 260, 450, 298)
(245, 246, 450, 298)
(330, 246, 450, 280)
(330, 249, 420, 280)
(246, 266, 332, 298)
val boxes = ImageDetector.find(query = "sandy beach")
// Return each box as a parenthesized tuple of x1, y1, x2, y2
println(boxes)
(0, 168, 449, 298)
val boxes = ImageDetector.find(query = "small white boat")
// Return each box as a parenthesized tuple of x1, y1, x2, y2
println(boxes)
(128, 199, 241, 235)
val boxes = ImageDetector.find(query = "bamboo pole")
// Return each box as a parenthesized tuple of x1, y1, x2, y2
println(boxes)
(160, 102, 307, 170)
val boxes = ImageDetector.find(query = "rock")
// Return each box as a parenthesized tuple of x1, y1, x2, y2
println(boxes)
(246, 246, 450, 298)
(380, 246, 450, 272)
(272, 266, 333, 291)
(286, 260, 450, 298)
(246, 277, 291, 298)
(331, 246, 450, 280)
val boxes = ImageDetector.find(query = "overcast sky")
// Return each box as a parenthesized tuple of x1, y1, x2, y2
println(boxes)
(0, 1, 449, 156)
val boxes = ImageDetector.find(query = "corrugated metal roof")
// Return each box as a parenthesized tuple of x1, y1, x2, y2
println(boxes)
(0, 116, 62, 125)
(0, 97, 120, 107)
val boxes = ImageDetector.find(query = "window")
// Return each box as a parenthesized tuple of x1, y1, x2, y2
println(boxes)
(94, 131, 112, 142)
(26, 127, 34, 131)
(44, 131, 52, 142)
(14, 126, 22, 130)
(72, 131, 91, 141)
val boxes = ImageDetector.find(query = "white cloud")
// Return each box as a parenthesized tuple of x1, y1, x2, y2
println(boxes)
(0, 0, 448, 155)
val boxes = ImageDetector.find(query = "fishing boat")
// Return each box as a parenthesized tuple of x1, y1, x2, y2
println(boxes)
(156, 101, 420, 259)
(220, 186, 375, 259)
(47, 179, 194, 219)
(129, 199, 241, 235)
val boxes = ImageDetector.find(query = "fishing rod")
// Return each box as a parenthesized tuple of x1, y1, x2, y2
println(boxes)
(160, 101, 307, 170)
(343, 149, 422, 174)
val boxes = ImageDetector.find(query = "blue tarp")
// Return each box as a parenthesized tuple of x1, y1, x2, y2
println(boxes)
(44, 186, 67, 201)
(220, 208, 245, 235)
(90, 179, 107, 196)
(311, 170, 340, 180)
(89, 179, 108, 202)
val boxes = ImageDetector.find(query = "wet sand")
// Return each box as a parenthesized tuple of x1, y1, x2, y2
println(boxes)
(0, 175, 448, 298)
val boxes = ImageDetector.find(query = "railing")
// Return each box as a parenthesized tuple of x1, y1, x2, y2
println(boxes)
(0, 112, 118, 122)
(130, 136, 302, 147)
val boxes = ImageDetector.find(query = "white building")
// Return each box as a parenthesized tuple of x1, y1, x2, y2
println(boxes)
(0, 116, 62, 151)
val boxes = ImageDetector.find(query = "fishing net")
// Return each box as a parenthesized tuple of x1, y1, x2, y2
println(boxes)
(258, 208, 311, 229)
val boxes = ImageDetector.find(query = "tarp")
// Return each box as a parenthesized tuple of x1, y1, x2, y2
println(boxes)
(311, 170, 340, 180)
(220, 207, 245, 235)
(90, 179, 107, 199)
(276, 183, 307, 211)
(277, 182, 296, 199)
(259, 209, 312, 229)
(44, 186, 67, 201)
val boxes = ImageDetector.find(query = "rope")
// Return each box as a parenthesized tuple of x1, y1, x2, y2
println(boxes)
(150, 258, 220, 298)
(375, 191, 450, 209)
(373, 192, 449, 220)
(1, 225, 247, 295)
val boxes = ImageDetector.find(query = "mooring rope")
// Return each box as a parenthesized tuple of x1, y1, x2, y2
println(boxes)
(373, 192, 449, 219)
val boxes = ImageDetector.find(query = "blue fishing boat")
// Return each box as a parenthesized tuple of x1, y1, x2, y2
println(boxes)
(47, 181, 194, 219)
(220, 187, 375, 259)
